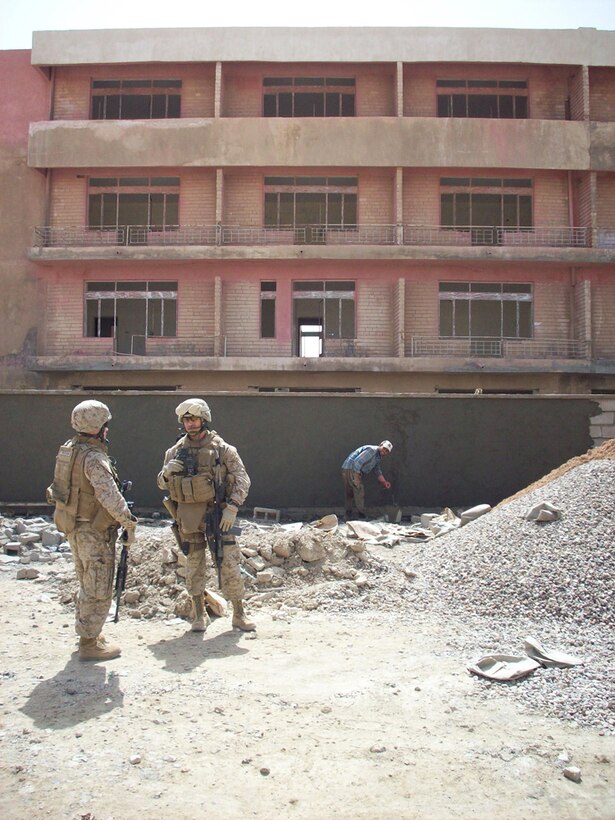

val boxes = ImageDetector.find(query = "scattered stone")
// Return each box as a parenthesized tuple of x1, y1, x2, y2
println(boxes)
(563, 766, 582, 783)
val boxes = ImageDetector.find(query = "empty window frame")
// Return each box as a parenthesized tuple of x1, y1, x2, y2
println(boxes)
(437, 79, 528, 118)
(439, 282, 533, 339)
(85, 281, 177, 345)
(264, 177, 357, 227)
(263, 77, 355, 117)
(260, 281, 276, 338)
(440, 177, 532, 238)
(88, 177, 180, 230)
(91, 79, 182, 119)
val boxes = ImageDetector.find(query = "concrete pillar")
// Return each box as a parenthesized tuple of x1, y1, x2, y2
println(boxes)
(396, 61, 403, 118)
(214, 61, 222, 119)
(395, 167, 403, 245)
(213, 275, 223, 356)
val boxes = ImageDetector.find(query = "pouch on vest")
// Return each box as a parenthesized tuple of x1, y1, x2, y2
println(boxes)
(46, 442, 76, 505)
(168, 473, 214, 504)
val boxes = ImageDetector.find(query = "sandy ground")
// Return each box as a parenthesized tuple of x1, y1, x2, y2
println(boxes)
(0, 560, 613, 820)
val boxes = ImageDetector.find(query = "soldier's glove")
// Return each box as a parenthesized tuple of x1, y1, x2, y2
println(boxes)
(122, 524, 136, 546)
(220, 503, 238, 533)
(162, 459, 185, 479)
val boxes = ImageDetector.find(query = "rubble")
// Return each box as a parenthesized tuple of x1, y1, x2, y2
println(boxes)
(0, 438, 613, 731)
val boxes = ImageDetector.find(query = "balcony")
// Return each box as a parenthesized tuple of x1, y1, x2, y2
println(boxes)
(32, 222, 594, 248)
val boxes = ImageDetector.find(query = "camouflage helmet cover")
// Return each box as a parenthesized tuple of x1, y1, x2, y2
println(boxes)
(71, 400, 112, 433)
(175, 398, 212, 423)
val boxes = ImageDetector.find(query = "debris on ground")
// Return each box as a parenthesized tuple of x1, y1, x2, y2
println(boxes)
(0, 438, 613, 732)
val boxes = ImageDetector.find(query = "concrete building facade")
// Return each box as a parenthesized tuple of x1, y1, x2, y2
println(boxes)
(1, 26, 615, 394)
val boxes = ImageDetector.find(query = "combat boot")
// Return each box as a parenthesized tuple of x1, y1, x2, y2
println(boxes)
(232, 600, 256, 632)
(191, 594, 209, 632)
(79, 635, 121, 661)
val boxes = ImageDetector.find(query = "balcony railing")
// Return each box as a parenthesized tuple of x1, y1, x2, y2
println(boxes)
(404, 225, 588, 247)
(33, 223, 594, 249)
(409, 336, 591, 359)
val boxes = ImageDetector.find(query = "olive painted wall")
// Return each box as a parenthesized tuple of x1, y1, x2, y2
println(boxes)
(0, 392, 599, 514)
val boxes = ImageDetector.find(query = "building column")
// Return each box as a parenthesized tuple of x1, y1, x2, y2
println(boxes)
(396, 61, 404, 117)
(395, 167, 403, 245)
(214, 61, 222, 118)
(213, 275, 223, 356)
(215, 168, 224, 227)
(395, 277, 405, 357)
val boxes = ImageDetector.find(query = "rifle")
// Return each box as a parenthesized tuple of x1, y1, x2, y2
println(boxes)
(162, 495, 190, 556)
(113, 479, 133, 623)
(113, 531, 129, 623)
(206, 449, 241, 588)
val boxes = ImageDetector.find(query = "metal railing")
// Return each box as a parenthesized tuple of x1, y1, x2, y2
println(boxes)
(409, 336, 591, 359)
(403, 225, 588, 247)
(33, 223, 593, 249)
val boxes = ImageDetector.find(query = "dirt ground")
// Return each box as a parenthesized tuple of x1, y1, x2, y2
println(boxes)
(0, 553, 613, 820)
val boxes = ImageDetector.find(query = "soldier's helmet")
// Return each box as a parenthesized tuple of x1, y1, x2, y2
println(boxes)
(71, 400, 112, 433)
(175, 398, 212, 423)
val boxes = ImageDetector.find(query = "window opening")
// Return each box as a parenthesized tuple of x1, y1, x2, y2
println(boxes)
(91, 79, 182, 119)
(293, 281, 355, 356)
(88, 177, 180, 242)
(260, 281, 276, 339)
(439, 282, 532, 346)
(263, 77, 355, 117)
(86, 281, 177, 354)
(265, 176, 357, 243)
(440, 177, 532, 245)
(437, 79, 528, 119)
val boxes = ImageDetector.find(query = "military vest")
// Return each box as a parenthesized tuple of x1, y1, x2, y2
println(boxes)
(46, 436, 118, 535)
(166, 434, 221, 504)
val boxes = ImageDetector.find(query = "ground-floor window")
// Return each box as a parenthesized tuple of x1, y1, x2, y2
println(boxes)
(439, 282, 533, 338)
(293, 281, 355, 356)
(85, 281, 177, 353)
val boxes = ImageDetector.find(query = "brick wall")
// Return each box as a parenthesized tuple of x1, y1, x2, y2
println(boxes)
(533, 280, 570, 339)
(568, 68, 588, 122)
(359, 172, 395, 223)
(224, 171, 262, 225)
(49, 170, 87, 225)
(573, 172, 594, 231)
(592, 282, 615, 358)
(403, 170, 440, 224)
(403, 63, 569, 120)
(176, 276, 216, 352)
(404, 279, 439, 351)
(358, 67, 395, 116)
(223, 64, 394, 117)
(53, 64, 215, 120)
(589, 68, 615, 122)
(533, 171, 569, 226)
(357, 281, 395, 355)
(596, 173, 615, 227)
(574, 279, 591, 341)
(180, 170, 216, 224)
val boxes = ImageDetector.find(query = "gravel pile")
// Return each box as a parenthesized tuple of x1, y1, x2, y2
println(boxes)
(405, 456, 615, 734)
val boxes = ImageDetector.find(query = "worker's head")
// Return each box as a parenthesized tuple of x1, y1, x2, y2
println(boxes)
(71, 400, 112, 441)
(378, 440, 393, 455)
(175, 398, 211, 438)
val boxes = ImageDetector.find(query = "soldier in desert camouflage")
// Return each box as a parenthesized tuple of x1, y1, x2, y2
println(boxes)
(47, 400, 138, 661)
(157, 398, 255, 633)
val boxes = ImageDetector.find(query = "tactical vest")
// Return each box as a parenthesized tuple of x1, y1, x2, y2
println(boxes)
(46, 436, 118, 536)
(166, 434, 219, 504)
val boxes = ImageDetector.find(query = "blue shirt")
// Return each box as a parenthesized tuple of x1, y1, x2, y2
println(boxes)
(342, 445, 383, 478)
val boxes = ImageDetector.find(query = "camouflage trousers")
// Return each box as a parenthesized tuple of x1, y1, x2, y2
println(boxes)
(68, 525, 116, 639)
(183, 533, 244, 601)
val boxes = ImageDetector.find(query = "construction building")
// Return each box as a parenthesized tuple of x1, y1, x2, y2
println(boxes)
(1, 26, 615, 394)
